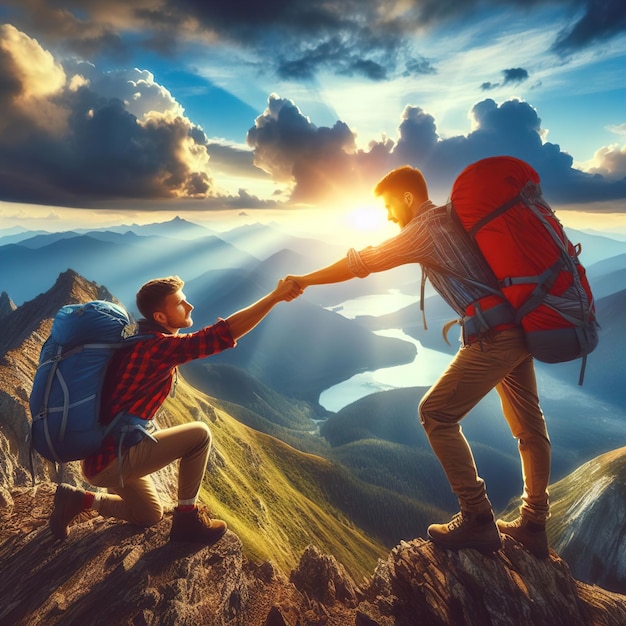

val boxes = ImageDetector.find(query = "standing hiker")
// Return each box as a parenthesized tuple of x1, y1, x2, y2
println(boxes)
(285, 164, 552, 559)
(49, 276, 302, 544)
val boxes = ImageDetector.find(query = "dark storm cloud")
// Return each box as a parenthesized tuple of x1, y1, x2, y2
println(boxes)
(247, 94, 626, 206)
(3, 1, 622, 83)
(161, 0, 626, 74)
(166, 0, 440, 81)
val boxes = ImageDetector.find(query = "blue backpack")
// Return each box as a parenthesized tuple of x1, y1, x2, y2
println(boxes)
(29, 300, 156, 465)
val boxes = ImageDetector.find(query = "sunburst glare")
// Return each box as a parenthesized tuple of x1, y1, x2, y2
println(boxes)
(341, 204, 396, 247)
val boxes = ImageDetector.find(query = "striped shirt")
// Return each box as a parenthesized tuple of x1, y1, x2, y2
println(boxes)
(82, 318, 235, 477)
(347, 200, 511, 322)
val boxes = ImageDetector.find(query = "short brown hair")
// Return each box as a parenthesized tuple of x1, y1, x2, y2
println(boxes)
(136, 275, 184, 320)
(374, 165, 428, 200)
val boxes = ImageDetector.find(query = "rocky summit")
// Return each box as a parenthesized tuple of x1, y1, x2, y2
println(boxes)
(1, 485, 625, 626)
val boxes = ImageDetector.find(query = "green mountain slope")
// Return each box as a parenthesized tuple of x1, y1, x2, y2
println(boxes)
(546, 446, 626, 593)
(161, 376, 451, 579)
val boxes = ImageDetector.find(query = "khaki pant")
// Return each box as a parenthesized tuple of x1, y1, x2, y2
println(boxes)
(87, 422, 212, 526)
(419, 328, 551, 523)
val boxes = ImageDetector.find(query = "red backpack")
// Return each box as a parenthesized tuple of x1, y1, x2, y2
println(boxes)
(449, 156, 599, 384)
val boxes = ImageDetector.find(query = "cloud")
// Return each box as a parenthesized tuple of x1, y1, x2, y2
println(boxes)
(68, 63, 185, 121)
(246, 94, 364, 203)
(582, 144, 626, 181)
(502, 67, 529, 85)
(552, 0, 626, 54)
(0, 1, 462, 84)
(0, 24, 68, 138)
(481, 67, 529, 91)
(607, 123, 626, 136)
(4, 0, 623, 85)
(1, 17, 623, 211)
(0, 25, 270, 207)
(1, 0, 134, 60)
(246, 94, 626, 206)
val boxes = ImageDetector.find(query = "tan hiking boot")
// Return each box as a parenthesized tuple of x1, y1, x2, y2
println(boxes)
(497, 516, 549, 559)
(170, 506, 227, 545)
(428, 510, 502, 554)
(49, 483, 86, 541)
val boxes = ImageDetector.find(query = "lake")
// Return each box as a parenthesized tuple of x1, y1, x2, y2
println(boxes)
(319, 291, 457, 412)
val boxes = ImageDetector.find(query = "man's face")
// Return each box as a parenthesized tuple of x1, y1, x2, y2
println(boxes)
(381, 190, 413, 228)
(155, 289, 194, 333)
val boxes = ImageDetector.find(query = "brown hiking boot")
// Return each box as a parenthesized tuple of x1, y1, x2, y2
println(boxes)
(170, 506, 227, 545)
(428, 510, 502, 554)
(49, 483, 86, 541)
(497, 516, 549, 559)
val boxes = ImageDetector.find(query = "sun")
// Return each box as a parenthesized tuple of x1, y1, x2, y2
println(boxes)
(342, 204, 396, 245)
(344, 204, 384, 230)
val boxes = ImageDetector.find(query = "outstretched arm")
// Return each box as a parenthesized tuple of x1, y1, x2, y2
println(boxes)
(225, 279, 301, 341)
(286, 257, 355, 290)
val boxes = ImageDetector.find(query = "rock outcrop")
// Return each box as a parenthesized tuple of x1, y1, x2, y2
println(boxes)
(1, 485, 625, 626)
(0, 291, 16, 321)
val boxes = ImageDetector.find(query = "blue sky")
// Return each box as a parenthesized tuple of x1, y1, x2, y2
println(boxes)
(0, 0, 624, 234)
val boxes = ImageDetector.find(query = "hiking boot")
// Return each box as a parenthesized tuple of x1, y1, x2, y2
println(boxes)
(49, 483, 86, 541)
(170, 506, 227, 545)
(497, 516, 549, 559)
(428, 510, 502, 554)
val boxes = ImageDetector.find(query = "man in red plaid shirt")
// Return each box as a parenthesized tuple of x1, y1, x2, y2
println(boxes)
(49, 275, 301, 544)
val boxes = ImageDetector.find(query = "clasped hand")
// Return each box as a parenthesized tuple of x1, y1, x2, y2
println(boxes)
(275, 277, 304, 302)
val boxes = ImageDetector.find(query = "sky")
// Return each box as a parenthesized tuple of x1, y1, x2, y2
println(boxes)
(0, 0, 625, 239)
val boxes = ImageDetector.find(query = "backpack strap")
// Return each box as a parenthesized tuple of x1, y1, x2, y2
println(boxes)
(467, 181, 542, 239)
(465, 182, 582, 324)
(419, 267, 428, 330)
(469, 192, 523, 239)
(460, 301, 517, 341)
(420, 260, 513, 340)
(105, 413, 159, 487)
(500, 258, 563, 323)
(35, 346, 65, 465)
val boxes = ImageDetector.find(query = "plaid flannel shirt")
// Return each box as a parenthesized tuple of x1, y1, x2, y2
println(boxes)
(82, 318, 235, 477)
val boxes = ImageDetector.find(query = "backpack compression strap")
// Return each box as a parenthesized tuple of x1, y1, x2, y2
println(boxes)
(465, 182, 572, 323)
(466, 184, 597, 383)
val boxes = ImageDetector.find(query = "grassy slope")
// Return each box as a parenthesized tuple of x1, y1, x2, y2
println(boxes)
(545, 446, 626, 540)
(162, 377, 387, 579)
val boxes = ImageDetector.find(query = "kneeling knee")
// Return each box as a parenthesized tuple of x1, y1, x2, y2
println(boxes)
(192, 421, 212, 445)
